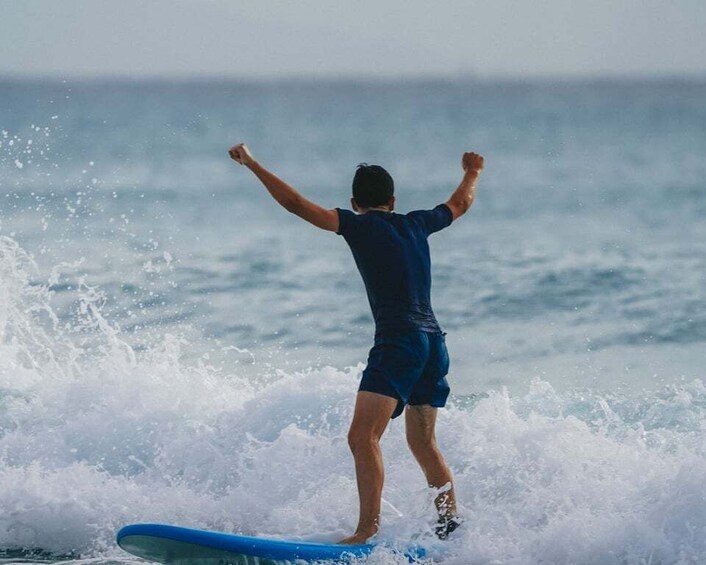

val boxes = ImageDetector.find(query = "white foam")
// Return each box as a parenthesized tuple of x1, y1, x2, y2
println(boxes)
(1, 236, 706, 564)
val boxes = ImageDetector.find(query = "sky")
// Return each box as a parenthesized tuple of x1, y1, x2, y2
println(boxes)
(2, 0, 706, 79)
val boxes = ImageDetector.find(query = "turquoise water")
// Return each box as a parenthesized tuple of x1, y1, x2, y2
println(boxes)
(1, 78, 706, 564)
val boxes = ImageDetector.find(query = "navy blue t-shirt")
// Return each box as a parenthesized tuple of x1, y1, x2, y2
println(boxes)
(336, 204, 453, 336)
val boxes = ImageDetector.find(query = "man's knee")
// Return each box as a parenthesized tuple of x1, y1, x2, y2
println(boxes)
(406, 434, 438, 459)
(348, 428, 380, 455)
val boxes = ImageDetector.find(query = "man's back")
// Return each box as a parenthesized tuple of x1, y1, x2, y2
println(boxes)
(336, 204, 453, 336)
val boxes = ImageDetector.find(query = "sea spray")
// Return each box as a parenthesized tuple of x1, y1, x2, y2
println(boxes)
(1, 236, 706, 563)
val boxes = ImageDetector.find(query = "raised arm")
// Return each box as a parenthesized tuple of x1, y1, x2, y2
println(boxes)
(445, 152, 484, 221)
(228, 143, 339, 232)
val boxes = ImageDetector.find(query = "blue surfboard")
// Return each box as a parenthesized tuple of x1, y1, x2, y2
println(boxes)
(116, 523, 425, 564)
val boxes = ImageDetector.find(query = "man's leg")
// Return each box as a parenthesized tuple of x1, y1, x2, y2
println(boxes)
(338, 391, 398, 545)
(405, 405, 457, 521)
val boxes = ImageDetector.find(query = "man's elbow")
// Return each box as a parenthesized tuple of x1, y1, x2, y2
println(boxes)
(448, 197, 473, 219)
(283, 195, 303, 214)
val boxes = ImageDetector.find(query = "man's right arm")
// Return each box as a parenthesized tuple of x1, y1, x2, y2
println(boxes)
(445, 152, 484, 221)
(228, 142, 339, 232)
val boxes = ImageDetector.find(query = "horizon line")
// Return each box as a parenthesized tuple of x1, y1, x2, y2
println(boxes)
(2, 70, 706, 85)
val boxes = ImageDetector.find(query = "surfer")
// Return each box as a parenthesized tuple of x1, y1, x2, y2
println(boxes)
(229, 143, 483, 544)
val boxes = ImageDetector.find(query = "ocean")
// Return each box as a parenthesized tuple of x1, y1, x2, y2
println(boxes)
(1, 77, 705, 564)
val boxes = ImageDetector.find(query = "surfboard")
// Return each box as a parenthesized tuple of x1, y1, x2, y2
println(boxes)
(116, 523, 426, 564)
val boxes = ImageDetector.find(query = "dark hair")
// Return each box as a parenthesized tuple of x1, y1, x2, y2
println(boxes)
(352, 163, 394, 208)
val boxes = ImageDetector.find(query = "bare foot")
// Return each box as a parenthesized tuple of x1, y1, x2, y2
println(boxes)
(435, 515, 463, 540)
(337, 529, 377, 545)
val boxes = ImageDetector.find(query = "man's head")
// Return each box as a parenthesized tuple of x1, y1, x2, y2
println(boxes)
(351, 163, 395, 212)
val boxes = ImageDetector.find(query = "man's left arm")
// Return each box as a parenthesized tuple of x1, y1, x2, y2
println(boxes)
(229, 143, 339, 232)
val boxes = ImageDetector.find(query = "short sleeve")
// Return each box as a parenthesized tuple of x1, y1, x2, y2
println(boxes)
(336, 208, 357, 237)
(408, 204, 453, 236)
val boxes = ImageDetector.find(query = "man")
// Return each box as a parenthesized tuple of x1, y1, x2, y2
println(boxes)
(228, 143, 484, 544)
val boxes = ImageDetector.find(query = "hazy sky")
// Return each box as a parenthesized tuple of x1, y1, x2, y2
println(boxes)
(2, 0, 706, 79)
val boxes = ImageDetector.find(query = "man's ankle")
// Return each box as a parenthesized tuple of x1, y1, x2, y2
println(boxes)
(355, 524, 379, 538)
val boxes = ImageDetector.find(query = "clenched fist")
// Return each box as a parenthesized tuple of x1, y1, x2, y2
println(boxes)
(462, 152, 484, 173)
(228, 143, 255, 167)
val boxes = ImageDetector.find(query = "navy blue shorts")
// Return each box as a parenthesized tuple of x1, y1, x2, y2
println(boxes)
(359, 331, 451, 419)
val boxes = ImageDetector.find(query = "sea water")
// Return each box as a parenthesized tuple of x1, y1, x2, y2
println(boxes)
(1, 78, 706, 564)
